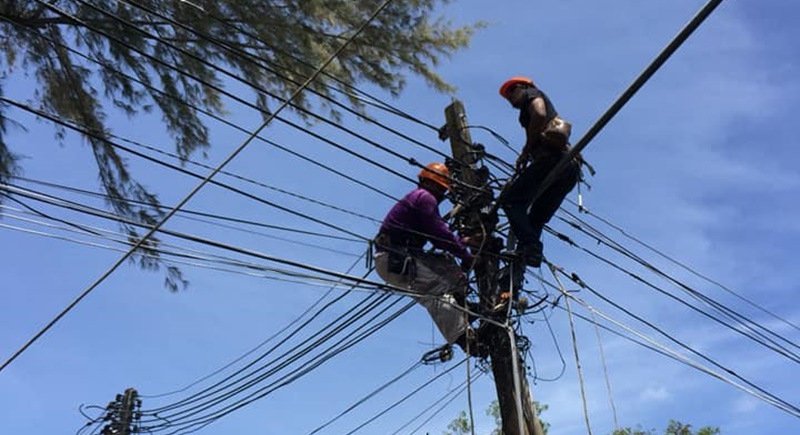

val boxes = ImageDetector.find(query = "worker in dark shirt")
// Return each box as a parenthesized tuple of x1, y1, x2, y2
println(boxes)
(499, 76, 580, 267)
(374, 163, 484, 356)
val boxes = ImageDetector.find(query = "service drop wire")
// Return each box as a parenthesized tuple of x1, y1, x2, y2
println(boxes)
(546, 224, 800, 365)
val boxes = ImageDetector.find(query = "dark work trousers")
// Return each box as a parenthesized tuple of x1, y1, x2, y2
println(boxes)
(501, 151, 580, 249)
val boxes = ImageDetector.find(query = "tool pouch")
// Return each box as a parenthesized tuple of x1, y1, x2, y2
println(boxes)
(376, 233, 416, 277)
(541, 116, 572, 151)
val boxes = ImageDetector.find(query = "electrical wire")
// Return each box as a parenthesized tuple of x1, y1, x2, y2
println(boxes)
(548, 265, 593, 435)
(2, 8, 413, 199)
(12, 175, 366, 242)
(589, 308, 620, 430)
(305, 359, 423, 435)
(342, 358, 468, 435)
(46, 0, 413, 185)
(171, 0, 443, 133)
(389, 373, 482, 435)
(143, 299, 416, 434)
(557, 210, 800, 354)
(1, 97, 371, 241)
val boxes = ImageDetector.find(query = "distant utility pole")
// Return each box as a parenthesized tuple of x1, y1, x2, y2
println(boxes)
(441, 100, 545, 435)
(101, 388, 140, 435)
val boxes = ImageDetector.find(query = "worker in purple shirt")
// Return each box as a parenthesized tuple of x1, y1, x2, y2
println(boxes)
(374, 162, 484, 356)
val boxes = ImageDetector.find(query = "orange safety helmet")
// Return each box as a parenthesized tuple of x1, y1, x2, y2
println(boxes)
(499, 76, 534, 98)
(418, 162, 451, 190)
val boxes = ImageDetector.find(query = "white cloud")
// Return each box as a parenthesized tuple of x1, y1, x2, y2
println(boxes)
(640, 385, 671, 402)
(733, 396, 760, 414)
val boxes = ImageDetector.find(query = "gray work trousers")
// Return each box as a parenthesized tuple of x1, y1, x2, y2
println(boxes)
(375, 251, 468, 343)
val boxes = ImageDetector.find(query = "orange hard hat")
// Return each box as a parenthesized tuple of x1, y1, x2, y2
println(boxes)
(418, 162, 451, 190)
(499, 76, 534, 98)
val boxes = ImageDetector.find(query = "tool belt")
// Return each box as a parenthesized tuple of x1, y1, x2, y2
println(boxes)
(540, 116, 572, 153)
(375, 232, 417, 277)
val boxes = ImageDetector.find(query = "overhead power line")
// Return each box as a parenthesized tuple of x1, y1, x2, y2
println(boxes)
(546, 224, 800, 364)
(0, 0, 398, 375)
(549, 264, 800, 417)
(565, 198, 800, 335)
(1, 98, 370, 241)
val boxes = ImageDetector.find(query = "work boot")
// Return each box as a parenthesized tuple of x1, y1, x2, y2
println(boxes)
(521, 241, 543, 268)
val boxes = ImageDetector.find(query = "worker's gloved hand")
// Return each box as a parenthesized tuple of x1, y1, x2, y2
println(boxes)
(462, 235, 484, 250)
(515, 153, 529, 172)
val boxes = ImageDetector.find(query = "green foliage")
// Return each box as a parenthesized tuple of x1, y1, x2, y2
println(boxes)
(445, 400, 549, 435)
(448, 402, 718, 435)
(0, 1, 479, 288)
(612, 419, 720, 435)
(444, 410, 472, 435)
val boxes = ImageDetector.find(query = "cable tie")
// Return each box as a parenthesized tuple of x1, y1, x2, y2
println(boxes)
(555, 232, 575, 246)
(570, 272, 586, 288)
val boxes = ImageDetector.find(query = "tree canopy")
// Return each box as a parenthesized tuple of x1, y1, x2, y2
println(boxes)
(445, 401, 720, 435)
(0, 0, 478, 287)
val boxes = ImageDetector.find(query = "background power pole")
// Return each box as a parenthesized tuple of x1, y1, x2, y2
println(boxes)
(101, 388, 140, 435)
(441, 100, 545, 435)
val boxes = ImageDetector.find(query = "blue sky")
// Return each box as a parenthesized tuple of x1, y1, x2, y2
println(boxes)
(1, 1, 798, 434)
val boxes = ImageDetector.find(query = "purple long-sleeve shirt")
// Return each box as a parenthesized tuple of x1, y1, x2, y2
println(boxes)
(379, 188, 473, 262)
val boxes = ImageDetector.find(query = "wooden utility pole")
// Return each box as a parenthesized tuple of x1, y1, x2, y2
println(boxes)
(101, 388, 140, 435)
(441, 100, 545, 435)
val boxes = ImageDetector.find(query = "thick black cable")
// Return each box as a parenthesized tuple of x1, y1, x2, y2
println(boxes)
(494, 0, 725, 215)
(143, 291, 389, 416)
(145, 299, 415, 434)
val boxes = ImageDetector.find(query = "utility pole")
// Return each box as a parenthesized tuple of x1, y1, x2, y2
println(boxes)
(441, 100, 545, 435)
(101, 388, 140, 435)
